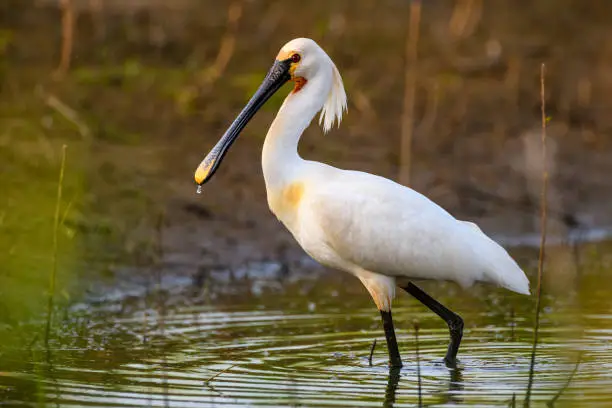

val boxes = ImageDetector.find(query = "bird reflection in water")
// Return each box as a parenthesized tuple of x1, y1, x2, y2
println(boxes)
(382, 366, 464, 407)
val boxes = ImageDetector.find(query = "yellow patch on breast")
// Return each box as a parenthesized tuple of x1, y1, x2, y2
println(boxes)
(283, 182, 304, 209)
(270, 182, 305, 215)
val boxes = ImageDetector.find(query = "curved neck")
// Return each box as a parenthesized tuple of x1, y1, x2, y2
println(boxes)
(262, 72, 331, 189)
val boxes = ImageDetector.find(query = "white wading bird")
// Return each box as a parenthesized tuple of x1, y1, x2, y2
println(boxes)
(194, 38, 530, 368)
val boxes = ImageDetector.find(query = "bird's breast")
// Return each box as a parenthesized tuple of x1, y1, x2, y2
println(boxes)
(267, 181, 305, 223)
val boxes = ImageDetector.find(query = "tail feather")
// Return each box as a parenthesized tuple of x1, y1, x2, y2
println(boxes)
(491, 255, 531, 295)
(463, 221, 531, 295)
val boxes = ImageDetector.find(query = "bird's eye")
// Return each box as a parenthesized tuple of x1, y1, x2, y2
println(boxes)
(290, 53, 301, 63)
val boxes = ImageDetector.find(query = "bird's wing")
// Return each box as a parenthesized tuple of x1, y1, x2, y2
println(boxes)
(304, 169, 529, 293)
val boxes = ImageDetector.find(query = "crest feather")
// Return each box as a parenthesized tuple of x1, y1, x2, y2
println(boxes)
(319, 61, 347, 133)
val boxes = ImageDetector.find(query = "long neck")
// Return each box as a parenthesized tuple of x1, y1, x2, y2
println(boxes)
(262, 72, 331, 190)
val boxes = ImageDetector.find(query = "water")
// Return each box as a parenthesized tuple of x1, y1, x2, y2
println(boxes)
(1, 254, 611, 407)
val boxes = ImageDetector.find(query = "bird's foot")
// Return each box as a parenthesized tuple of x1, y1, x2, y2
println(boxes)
(388, 359, 403, 369)
(443, 356, 458, 369)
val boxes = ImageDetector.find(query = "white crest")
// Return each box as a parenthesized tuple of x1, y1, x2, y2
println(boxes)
(278, 38, 348, 134)
(319, 61, 347, 133)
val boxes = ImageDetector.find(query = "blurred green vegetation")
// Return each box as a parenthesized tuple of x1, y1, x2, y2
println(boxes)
(0, 0, 310, 336)
(0, 65, 82, 343)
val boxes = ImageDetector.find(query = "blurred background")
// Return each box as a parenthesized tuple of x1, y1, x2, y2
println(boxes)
(1, 0, 612, 406)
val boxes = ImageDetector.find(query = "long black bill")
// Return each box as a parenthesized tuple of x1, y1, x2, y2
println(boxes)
(194, 59, 292, 185)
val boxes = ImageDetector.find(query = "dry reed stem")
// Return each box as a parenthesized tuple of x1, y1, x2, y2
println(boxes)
(415, 80, 440, 138)
(353, 89, 377, 121)
(88, 0, 106, 40)
(547, 353, 582, 407)
(201, 0, 243, 85)
(399, 0, 421, 185)
(43, 93, 92, 141)
(414, 321, 422, 406)
(54, 0, 75, 78)
(45, 144, 67, 346)
(524, 63, 548, 407)
(368, 338, 377, 366)
(449, 0, 483, 39)
(155, 210, 165, 263)
(153, 210, 170, 407)
(205, 364, 238, 384)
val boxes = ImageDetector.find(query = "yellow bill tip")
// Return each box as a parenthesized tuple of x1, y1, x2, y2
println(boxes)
(194, 167, 207, 185)
(194, 160, 214, 185)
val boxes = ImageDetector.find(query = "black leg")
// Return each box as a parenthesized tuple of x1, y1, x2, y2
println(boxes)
(380, 310, 403, 368)
(400, 282, 464, 368)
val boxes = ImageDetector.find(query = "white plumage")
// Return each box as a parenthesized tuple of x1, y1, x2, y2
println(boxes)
(195, 37, 530, 367)
(259, 38, 529, 313)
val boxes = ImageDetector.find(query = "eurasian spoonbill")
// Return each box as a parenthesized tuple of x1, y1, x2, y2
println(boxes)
(194, 38, 530, 368)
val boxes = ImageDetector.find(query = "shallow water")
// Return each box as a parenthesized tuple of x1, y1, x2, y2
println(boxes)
(1, 252, 611, 408)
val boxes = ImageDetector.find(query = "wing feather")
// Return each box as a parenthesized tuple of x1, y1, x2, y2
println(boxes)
(303, 169, 529, 293)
